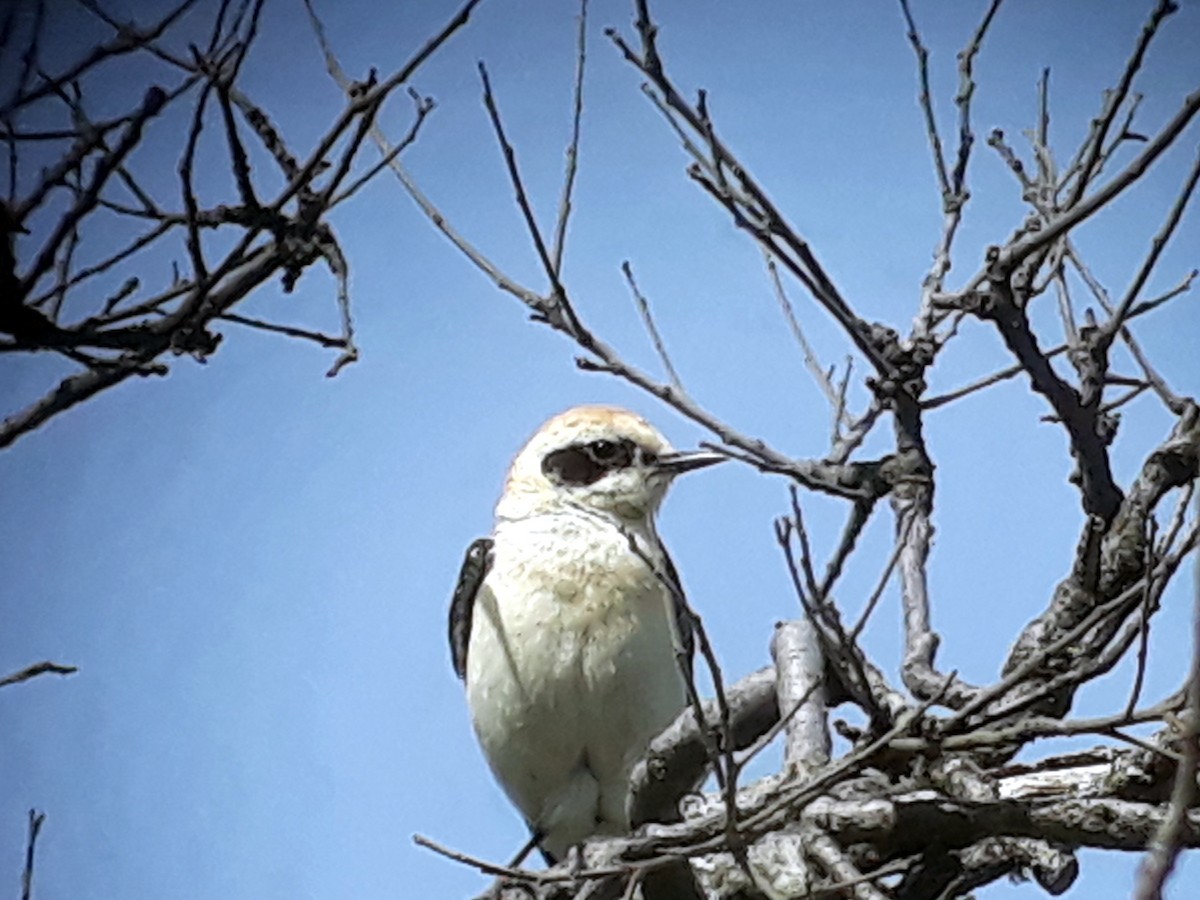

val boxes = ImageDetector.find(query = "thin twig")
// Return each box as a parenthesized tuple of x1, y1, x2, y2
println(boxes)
(765, 251, 843, 419)
(0, 0, 195, 117)
(1102, 143, 1200, 360)
(949, 0, 1004, 197)
(329, 88, 435, 210)
(1125, 519, 1160, 719)
(622, 261, 684, 393)
(551, 0, 588, 276)
(478, 61, 581, 337)
(609, 3, 896, 382)
(1133, 491, 1200, 899)
(923, 280, 1191, 410)
(1067, 246, 1191, 413)
(0, 660, 78, 688)
(1061, 0, 1179, 208)
(21, 810, 46, 900)
(995, 87, 1200, 272)
(896, 0, 950, 201)
(413, 832, 545, 882)
(217, 312, 346, 349)
(819, 498, 876, 600)
(850, 511, 914, 640)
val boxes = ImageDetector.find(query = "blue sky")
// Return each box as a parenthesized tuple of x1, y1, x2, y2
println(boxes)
(2, 1, 1198, 897)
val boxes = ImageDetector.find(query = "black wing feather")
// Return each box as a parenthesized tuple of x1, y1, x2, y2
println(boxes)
(449, 537, 494, 681)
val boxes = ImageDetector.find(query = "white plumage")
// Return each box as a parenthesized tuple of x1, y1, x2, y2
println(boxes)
(449, 405, 720, 860)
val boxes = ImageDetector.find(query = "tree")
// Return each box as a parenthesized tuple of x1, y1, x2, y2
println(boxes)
(3, 1, 1197, 899)
(0, 0, 481, 447)
(354, 0, 1198, 896)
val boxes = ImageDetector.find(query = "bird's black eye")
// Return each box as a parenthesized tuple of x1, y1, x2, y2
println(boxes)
(587, 438, 634, 468)
(542, 438, 637, 486)
(589, 440, 618, 461)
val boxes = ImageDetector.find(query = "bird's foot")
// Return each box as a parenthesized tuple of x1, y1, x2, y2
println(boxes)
(564, 843, 585, 877)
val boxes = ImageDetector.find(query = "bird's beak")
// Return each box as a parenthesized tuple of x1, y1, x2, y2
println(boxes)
(653, 449, 726, 476)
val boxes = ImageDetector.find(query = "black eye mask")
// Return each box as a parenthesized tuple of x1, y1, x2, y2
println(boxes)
(542, 438, 639, 487)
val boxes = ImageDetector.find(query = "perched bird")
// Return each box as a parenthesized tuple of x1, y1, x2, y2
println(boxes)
(449, 405, 722, 861)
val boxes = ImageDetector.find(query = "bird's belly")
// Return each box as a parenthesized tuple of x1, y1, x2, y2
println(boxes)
(465, 560, 685, 844)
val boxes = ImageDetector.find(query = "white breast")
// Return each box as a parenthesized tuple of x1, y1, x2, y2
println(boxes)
(465, 512, 686, 858)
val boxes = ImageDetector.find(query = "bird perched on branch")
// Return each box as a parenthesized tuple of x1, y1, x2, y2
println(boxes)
(449, 405, 722, 861)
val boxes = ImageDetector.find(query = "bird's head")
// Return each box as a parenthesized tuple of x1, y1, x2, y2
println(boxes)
(496, 405, 723, 523)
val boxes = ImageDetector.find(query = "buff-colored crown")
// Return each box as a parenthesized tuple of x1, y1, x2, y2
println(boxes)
(496, 405, 676, 522)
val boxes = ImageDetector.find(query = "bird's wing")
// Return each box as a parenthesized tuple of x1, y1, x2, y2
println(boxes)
(658, 545, 697, 682)
(448, 537, 494, 681)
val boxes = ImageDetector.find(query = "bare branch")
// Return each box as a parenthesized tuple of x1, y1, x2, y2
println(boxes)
(1135, 489, 1200, 900)
(20, 810, 45, 900)
(896, 0, 951, 202)
(1061, 0, 1179, 208)
(923, 277, 1193, 411)
(893, 487, 977, 707)
(478, 61, 582, 338)
(1102, 143, 1200, 363)
(949, 0, 1003, 197)
(1, 0, 479, 446)
(770, 619, 830, 777)
(0, 0, 195, 116)
(0, 660, 77, 688)
(996, 87, 1200, 273)
(765, 251, 848, 432)
(607, 2, 898, 383)
(621, 261, 684, 394)
(551, 0, 588, 276)
(217, 312, 347, 349)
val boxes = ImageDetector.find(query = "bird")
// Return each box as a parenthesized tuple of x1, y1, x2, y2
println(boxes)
(448, 405, 723, 862)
